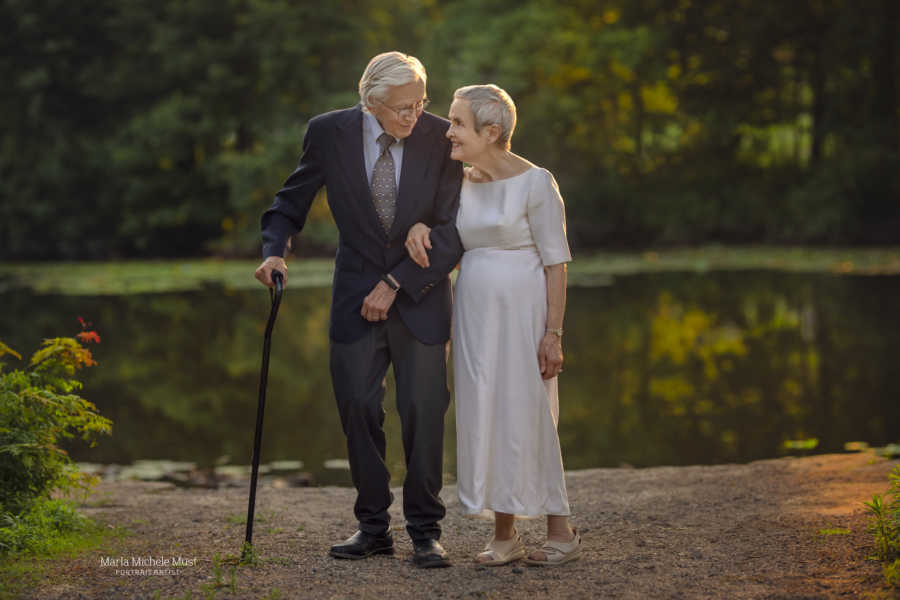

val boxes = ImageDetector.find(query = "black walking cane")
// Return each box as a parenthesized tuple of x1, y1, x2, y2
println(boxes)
(241, 270, 284, 562)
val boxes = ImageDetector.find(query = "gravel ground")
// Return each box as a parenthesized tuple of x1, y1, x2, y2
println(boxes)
(21, 452, 898, 599)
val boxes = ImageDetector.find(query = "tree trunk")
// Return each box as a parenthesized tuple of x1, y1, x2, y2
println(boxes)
(872, 0, 899, 151)
(810, 36, 826, 165)
(632, 81, 645, 175)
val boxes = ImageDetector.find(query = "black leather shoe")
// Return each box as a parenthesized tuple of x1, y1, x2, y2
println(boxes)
(329, 530, 394, 559)
(412, 539, 450, 568)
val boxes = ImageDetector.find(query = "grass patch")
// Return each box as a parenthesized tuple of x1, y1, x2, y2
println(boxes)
(864, 464, 900, 590)
(572, 246, 900, 279)
(3, 247, 900, 295)
(1, 498, 98, 556)
(0, 259, 335, 295)
(884, 559, 900, 588)
(225, 513, 248, 526)
(153, 549, 257, 599)
(818, 527, 851, 536)
(166, 546, 287, 598)
(0, 498, 126, 600)
(225, 510, 276, 527)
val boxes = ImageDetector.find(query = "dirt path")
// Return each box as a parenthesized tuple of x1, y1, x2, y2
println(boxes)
(26, 452, 897, 599)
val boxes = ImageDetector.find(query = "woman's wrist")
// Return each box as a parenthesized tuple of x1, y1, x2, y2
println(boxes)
(545, 327, 563, 338)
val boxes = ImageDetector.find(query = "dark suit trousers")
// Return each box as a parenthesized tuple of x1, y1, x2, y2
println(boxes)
(329, 312, 449, 543)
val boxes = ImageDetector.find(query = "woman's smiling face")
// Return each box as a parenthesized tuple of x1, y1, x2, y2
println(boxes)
(446, 98, 492, 163)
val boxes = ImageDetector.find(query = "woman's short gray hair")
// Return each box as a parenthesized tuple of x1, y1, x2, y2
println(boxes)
(453, 84, 517, 149)
(359, 52, 427, 111)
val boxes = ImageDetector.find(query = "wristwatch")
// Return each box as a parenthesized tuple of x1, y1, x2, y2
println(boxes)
(381, 274, 401, 292)
(546, 327, 563, 338)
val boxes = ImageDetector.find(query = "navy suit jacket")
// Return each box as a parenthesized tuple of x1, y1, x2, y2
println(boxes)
(261, 106, 464, 345)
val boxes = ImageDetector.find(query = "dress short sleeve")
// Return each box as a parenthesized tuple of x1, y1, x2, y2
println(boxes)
(526, 168, 572, 266)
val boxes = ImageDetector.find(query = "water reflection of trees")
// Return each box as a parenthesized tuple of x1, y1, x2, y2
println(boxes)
(2, 287, 445, 485)
(2, 272, 897, 478)
(1, 288, 338, 471)
(561, 273, 900, 468)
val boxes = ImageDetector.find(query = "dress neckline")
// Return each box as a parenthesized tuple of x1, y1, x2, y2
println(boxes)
(465, 166, 535, 185)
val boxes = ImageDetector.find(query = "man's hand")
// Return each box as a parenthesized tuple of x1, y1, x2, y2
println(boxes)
(254, 256, 288, 288)
(405, 222, 432, 268)
(538, 333, 563, 379)
(361, 280, 397, 321)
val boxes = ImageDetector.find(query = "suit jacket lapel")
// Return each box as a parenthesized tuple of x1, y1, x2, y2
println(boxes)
(335, 106, 386, 239)
(390, 116, 435, 239)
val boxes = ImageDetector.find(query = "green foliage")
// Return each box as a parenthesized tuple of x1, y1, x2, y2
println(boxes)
(0, 497, 93, 555)
(865, 464, 900, 588)
(0, 334, 111, 516)
(0, 497, 118, 600)
(817, 528, 851, 536)
(784, 438, 819, 451)
(0, 343, 20, 362)
(885, 558, 900, 588)
(1, 0, 364, 259)
(1, 1, 898, 258)
(239, 541, 259, 566)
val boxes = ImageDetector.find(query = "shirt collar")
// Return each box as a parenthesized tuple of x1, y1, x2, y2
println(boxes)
(364, 110, 398, 145)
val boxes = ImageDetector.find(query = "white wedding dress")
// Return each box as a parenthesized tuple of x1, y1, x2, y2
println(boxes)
(453, 166, 572, 516)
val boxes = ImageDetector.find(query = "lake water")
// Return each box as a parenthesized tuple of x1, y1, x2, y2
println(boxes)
(1, 271, 897, 485)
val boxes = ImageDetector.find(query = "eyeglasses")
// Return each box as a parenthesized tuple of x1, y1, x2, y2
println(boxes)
(379, 98, 430, 120)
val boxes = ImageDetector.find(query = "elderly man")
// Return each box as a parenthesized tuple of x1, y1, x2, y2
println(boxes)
(254, 52, 462, 568)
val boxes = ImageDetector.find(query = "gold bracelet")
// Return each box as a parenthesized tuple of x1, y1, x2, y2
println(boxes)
(546, 327, 563, 337)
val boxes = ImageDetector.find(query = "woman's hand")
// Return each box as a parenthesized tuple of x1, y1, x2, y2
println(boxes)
(405, 222, 432, 268)
(538, 333, 563, 379)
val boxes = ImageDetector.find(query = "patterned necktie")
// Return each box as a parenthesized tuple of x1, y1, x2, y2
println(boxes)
(371, 132, 397, 233)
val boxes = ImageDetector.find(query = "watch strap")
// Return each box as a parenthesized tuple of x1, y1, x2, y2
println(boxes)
(381, 274, 400, 292)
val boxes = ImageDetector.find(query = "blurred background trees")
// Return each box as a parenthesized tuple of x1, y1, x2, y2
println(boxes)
(1, 0, 897, 259)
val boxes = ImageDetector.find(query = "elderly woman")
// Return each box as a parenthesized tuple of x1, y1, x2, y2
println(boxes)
(406, 84, 581, 566)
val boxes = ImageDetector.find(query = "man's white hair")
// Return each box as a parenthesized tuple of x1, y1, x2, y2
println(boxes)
(453, 84, 517, 150)
(359, 51, 427, 112)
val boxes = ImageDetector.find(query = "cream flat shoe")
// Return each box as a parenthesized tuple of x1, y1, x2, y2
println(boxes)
(475, 530, 526, 566)
(524, 528, 582, 566)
